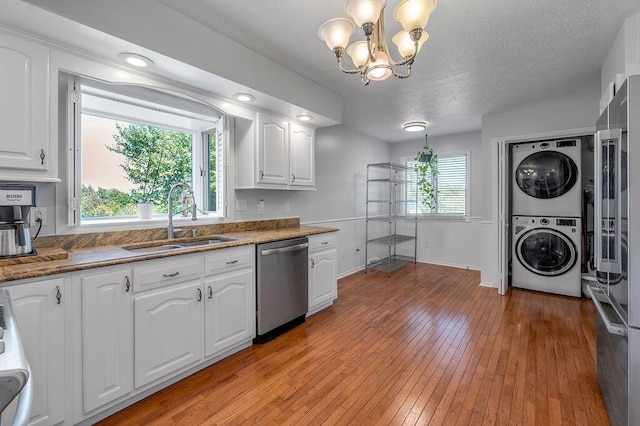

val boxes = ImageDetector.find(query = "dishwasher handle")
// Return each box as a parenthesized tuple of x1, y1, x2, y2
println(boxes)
(588, 285, 628, 336)
(261, 242, 308, 256)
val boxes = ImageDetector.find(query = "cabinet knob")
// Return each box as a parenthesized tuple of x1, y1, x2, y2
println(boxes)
(259, 170, 264, 180)
(40, 149, 45, 165)
(310, 258, 315, 269)
(197, 288, 202, 302)
(226, 260, 238, 265)
(55, 286, 62, 304)
(125, 276, 131, 292)
(291, 173, 296, 182)
(208, 286, 213, 299)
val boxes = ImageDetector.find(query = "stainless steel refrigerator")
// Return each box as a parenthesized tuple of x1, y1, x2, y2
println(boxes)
(589, 75, 640, 426)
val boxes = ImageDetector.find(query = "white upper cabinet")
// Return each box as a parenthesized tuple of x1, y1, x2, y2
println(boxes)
(0, 32, 56, 181)
(289, 123, 315, 188)
(257, 113, 289, 186)
(236, 113, 315, 190)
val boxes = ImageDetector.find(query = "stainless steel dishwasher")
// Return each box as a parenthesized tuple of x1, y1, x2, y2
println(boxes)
(255, 237, 308, 343)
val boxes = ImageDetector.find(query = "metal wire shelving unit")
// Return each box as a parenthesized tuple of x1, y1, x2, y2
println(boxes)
(365, 162, 418, 276)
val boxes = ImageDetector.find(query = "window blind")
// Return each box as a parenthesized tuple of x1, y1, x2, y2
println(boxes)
(406, 153, 468, 217)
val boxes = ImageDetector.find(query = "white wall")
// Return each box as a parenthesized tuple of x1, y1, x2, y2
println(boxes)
(389, 131, 482, 270)
(479, 75, 601, 287)
(602, 13, 640, 93)
(234, 124, 390, 277)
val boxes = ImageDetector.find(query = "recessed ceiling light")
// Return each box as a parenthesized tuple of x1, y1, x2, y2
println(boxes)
(233, 93, 255, 102)
(118, 52, 154, 68)
(403, 121, 427, 132)
(296, 114, 313, 122)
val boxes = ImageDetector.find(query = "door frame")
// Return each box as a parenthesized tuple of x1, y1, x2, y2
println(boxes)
(494, 126, 594, 296)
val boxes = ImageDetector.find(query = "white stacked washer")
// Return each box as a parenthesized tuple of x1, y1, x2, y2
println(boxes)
(512, 139, 582, 217)
(512, 216, 582, 297)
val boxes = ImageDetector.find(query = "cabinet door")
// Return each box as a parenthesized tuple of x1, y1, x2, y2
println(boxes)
(289, 124, 314, 188)
(204, 269, 255, 357)
(81, 270, 133, 413)
(8, 278, 65, 426)
(309, 249, 338, 312)
(0, 33, 49, 172)
(134, 281, 203, 388)
(257, 113, 289, 185)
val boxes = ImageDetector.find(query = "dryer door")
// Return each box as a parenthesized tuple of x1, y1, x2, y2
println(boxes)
(514, 151, 578, 199)
(516, 228, 578, 276)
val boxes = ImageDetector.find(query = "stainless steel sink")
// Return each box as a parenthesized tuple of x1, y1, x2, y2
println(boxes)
(124, 236, 237, 253)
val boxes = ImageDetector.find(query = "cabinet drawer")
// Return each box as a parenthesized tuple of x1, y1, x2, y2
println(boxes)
(204, 246, 254, 276)
(133, 256, 203, 293)
(309, 233, 337, 253)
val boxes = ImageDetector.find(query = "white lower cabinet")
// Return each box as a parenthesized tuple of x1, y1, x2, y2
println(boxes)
(204, 269, 255, 357)
(8, 277, 66, 426)
(80, 269, 133, 413)
(134, 280, 203, 388)
(2, 245, 260, 424)
(308, 233, 338, 314)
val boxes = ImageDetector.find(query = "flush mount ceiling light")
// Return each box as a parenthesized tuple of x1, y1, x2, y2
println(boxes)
(403, 121, 427, 132)
(118, 52, 154, 68)
(233, 93, 255, 102)
(296, 114, 314, 121)
(319, 0, 436, 85)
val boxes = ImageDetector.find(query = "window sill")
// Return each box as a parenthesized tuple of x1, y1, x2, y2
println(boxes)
(416, 214, 468, 222)
(76, 214, 224, 234)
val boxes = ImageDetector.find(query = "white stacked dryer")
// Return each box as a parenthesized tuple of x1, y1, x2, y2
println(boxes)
(511, 139, 582, 296)
(512, 139, 581, 217)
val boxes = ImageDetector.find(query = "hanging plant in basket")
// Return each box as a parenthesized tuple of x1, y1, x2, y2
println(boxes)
(414, 134, 438, 209)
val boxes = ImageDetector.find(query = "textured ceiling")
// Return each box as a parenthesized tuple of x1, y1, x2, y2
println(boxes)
(153, 0, 640, 142)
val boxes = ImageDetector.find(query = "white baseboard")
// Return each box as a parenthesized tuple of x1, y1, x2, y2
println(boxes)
(479, 281, 497, 288)
(416, 258, 481, 271)
(338, 265, 365, 279)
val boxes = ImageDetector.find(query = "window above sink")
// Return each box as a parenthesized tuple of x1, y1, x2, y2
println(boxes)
(65, 74, 228, 228)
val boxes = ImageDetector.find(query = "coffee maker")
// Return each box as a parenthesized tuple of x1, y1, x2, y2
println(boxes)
(0, 184, 37, 258)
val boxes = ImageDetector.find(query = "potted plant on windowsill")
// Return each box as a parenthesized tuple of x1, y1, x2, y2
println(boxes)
(414, 135, 438, 210)
(135, 197, 154, 220)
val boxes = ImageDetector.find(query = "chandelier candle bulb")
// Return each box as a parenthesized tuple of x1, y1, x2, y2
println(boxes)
(347, 41, 371, 67)
(345, 0, 386, 28)
(366, 51, 393, 81)
(318, 18, 355, 51)
(393, 0, 437, 32)
(392, 30, 429, 57)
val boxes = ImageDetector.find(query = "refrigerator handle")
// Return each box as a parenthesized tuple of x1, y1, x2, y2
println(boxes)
(594, 128, 623, 276)
(594, 130, 602, 273)
(588, 286, 627, 336)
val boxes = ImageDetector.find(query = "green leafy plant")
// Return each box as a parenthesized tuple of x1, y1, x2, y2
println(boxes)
(106, 123, 192, 211)
(414, 137, 438, 209)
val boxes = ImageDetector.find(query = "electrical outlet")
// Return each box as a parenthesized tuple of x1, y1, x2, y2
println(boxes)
(257, 199, 265, 215)
(31, 207, 47, 226)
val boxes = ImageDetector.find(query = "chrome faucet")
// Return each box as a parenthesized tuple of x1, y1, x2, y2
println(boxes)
(167, 183, 197, 239)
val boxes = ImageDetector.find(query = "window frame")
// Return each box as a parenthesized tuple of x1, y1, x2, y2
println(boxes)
(402, 150, 470, 221)
(69, 77, 227, 228)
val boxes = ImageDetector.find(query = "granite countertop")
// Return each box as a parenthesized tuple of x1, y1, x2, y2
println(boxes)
(0, 224, 337, 284)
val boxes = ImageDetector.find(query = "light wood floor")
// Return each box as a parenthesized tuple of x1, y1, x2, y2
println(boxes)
(98, 263, 610, 425)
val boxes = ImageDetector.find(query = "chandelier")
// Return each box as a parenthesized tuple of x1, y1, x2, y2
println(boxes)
(318, 0, 437, 85)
